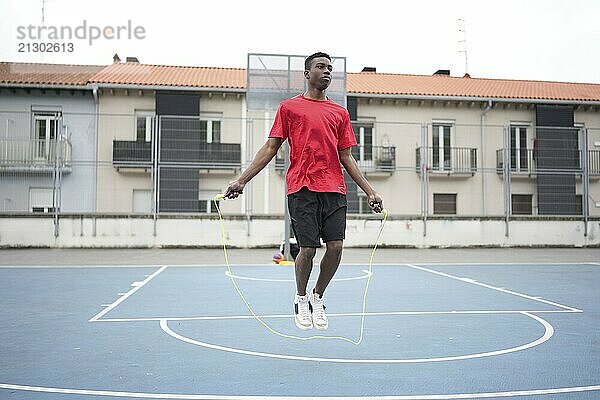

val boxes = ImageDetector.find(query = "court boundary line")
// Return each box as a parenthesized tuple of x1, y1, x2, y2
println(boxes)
(1, 261, 598, 269)
(88, 265, 168, 322)
(2, 382, 600, 399)
(405, 264, 582, 312)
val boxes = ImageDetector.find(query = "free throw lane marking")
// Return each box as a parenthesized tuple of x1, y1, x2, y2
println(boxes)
(89, 265, 168, 322)
(405, 264, 582, 312)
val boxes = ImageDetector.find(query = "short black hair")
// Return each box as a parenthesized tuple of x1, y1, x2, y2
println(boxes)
(305, 52, 331, 70)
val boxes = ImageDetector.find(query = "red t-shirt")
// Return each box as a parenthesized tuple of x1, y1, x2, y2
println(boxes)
(269, 94, 357, 195)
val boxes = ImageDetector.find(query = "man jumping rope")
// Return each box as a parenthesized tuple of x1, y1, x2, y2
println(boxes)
(224, 52, 384, 330)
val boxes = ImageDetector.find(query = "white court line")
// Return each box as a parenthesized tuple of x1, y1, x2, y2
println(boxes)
(160, 312, 554, 364)
(405, 264, 582, 312)
(88, 265, 168, 322)
(2, 382, 600, 399)
(0, 262, 596, 268)
(94, 309, 581, 323)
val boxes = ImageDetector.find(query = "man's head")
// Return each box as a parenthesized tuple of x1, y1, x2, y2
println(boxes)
(304, 52, 332, 91)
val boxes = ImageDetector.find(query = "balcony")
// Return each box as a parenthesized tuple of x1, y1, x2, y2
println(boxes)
(495, 149, 600, 178)
(275, 145, 396, 174)
(0, 139, 72, 173)
(416, 146, 477, 176)
(113, 140, 241, 170)
(113, 140, 152, 168)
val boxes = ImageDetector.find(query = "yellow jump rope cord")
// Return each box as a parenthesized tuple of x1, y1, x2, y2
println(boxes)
(213, 194, 387, 345)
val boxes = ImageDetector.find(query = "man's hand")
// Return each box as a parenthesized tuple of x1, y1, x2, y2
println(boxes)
(368, 193, 384, 213)
(224, 180, 245, 199)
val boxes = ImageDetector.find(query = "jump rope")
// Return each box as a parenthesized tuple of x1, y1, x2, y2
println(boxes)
(213, 194, 387, 345)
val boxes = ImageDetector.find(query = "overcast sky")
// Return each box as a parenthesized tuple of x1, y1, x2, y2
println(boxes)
(1, 0, 599, 83)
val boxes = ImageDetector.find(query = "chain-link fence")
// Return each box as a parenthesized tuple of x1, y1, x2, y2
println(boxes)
(1, 110, 599, 238)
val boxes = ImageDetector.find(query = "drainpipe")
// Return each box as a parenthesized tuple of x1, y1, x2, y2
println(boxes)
(480, 100, 492, 215)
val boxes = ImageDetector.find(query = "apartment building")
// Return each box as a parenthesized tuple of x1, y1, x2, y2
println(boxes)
(0, 62, 102, 213)
(348, 70, 600, 217)
(85, 57, 248, 215)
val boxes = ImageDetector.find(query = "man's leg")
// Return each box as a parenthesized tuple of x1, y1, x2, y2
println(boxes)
(314, 240, 343, 295)
(295, 246, 316, 296)
(293, 246, 316, 330)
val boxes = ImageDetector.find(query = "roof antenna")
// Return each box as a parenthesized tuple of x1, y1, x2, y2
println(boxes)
(40, 0, 47, 62)
(458, 18, 469, 76)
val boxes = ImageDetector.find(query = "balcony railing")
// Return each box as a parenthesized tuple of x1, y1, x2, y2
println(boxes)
(495, 149, 600, 175)
(275, 145, 396, 173)
(416, 146, 477, 175)
(113, 140, 153, 167)
(113, 140, 241, 169)
(0, 139, 72, 173)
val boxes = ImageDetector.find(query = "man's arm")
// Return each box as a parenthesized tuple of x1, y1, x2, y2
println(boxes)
(224, 137, 283, 199)
(339, 147, 384, 213)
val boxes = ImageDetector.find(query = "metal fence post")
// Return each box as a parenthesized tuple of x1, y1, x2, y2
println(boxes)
(581, 128, 590, 237)
(283, 140, 291, 260)
(53, 112, 63, 238)
(152, 115, 159, 236)
(421, 123, 429, 237)
(502, 125, 511, 237)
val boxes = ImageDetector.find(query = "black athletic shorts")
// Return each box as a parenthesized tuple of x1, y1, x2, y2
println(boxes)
(287, 187, 347, 248)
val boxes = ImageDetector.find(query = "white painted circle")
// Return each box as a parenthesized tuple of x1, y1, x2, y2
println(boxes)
(160, 312, 554, 364)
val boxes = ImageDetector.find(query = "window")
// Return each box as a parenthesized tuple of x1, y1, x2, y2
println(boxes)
(33, 113, 58, 159)
(352, 123, 373, 162)
(135, 111, 154, 142)
(200, 120, 221, 143)
(512, 194, 533, 215)
(132, 189, 152, 213)
(510, 125, 529, 172)
(29, 187, 54, 213)
(433, 193, 456, 215)
(199, 190, 220, 214)
(432, 123, 452, 171)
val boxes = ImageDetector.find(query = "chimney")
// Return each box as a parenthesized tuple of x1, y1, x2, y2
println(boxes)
(433, 69, 450, 76)
(113, 53, 121, 63)
(126, 56, 140, 63)
(362, 67, 376, 73)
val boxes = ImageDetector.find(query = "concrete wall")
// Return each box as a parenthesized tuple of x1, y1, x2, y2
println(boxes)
(1, 215, 598, 248)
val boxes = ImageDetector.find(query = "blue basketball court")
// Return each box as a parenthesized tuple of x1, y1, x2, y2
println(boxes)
(1, 254, 599, 399)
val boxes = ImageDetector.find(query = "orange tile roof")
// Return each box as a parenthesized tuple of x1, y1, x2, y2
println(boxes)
(89, 62, 246, 89)
(347, 72, 600, 102)
(2, 61, 600, 102)
(0, 62, 103, 86)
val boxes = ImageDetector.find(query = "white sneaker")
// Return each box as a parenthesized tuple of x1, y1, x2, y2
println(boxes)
(294, 294, 313, 330)
(310, 290, 328, 330)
